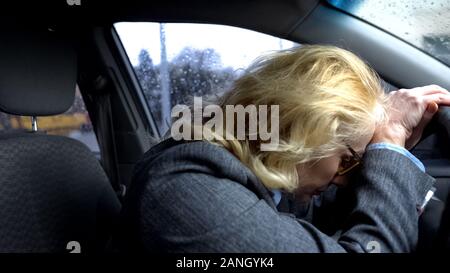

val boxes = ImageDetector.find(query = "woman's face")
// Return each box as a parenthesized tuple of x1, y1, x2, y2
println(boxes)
(295, 130, 374, 203)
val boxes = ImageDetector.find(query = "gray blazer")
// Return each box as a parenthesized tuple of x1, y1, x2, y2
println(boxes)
(119, 138, 435, 252)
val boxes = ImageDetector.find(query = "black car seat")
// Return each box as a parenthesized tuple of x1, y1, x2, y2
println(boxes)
(0, 28, 121, 253)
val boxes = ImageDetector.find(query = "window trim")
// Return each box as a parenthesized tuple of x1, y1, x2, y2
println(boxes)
(111, 26, 162, 138)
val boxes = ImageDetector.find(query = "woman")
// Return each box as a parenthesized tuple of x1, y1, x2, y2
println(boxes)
(119, 45, 450, 252)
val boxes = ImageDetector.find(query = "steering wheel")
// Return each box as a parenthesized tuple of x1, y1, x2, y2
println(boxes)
(416, 106, 450, 251)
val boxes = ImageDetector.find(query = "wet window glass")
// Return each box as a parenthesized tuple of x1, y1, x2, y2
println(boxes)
(328, 0, 450, 66)
(115, 23, 298, 135)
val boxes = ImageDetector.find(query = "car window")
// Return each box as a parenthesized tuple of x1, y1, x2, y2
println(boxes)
(114, 22, 298, 135)
(0, 85, 100, 156)
(327, 0, 450, 66)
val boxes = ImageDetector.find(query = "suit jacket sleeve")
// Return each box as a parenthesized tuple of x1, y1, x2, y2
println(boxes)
(131, 145, 434, 252)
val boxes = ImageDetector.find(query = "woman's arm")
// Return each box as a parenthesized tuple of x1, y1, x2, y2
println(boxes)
(122, 140, 434, 253)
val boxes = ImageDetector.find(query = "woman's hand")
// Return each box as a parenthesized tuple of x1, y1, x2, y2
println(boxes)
(371, 85, 450, 149)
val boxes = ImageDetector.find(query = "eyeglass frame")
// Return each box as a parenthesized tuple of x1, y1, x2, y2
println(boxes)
(336, 145, 363, 176)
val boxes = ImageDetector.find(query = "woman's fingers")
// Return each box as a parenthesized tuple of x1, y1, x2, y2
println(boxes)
(405, 102, 439, 149)
(410, 84, 449, 96)
(423, 92, 450, 106)
(380, 85, 449, 149)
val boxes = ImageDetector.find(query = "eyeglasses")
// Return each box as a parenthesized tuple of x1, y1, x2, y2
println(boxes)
(336, 146, 363, 176)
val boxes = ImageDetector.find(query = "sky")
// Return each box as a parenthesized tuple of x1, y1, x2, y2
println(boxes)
(114, 22, 297, 69)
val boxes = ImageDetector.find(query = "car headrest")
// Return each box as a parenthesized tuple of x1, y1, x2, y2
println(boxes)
(0, 29, 76, 116)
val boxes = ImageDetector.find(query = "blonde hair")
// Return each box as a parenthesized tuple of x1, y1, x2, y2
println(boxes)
(201, 45, 387, 192)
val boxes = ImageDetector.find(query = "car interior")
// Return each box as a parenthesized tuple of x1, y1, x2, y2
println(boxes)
(0, 0, 449, 252)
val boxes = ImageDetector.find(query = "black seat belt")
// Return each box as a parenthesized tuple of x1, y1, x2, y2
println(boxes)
(93, 76, 126, 200)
